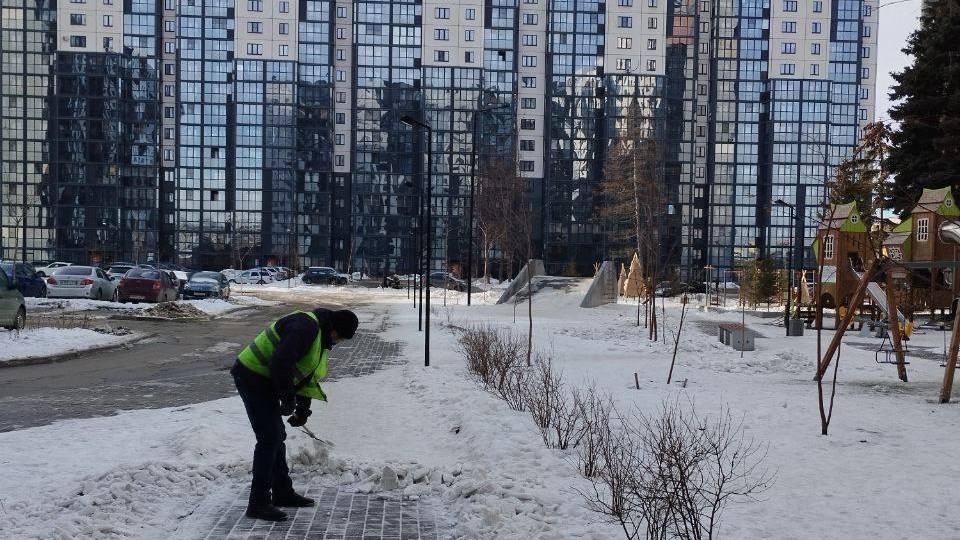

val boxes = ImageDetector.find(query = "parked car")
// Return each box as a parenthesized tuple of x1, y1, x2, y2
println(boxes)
(47, 266, 119, 301)
(183, 271, 231, 299)
(302, 267, 348, 285)
(34, 261, 72, 278)
(232, 269, 274, 285)
(0, 269, 26, 330)
(106, 262, 137, 279)
(220, 268, 240, 281)
(117, 267, 179, 303)
(428, 271, 467, 291)
(158, 263, 192, 290)
(0, 262, 47, 298)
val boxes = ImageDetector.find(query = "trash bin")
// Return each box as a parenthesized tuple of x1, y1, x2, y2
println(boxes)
(788, 318, 805, 336)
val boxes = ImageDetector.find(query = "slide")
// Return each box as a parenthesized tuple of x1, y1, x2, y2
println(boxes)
(848, 255, 907, 325)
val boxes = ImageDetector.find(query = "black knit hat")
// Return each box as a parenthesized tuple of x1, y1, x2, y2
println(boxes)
(330, 309, 359, 339)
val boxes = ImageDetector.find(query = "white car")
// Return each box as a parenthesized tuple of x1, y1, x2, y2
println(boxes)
(232, 269, 275, 285)
(35, 261, 72, 277)
(47, 265, 119, 301)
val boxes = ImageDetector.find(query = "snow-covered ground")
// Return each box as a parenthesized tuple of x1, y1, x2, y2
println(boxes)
(27, 295, 269, 317)
(2, 282, 959, 539)
(0, 327, 141, 363)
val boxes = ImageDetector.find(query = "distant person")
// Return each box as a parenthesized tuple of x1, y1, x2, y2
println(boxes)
(232, 308, 359, 522)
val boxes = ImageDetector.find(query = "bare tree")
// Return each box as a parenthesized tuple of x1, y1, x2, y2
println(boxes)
(475, 158, 513, 284)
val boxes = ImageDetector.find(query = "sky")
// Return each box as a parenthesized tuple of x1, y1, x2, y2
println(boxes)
(875, 0, 925, 122)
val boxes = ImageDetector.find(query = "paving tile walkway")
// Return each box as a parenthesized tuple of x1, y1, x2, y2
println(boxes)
(203, 485, 444, 540)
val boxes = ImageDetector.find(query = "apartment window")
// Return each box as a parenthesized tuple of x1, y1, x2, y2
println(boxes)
(279, 1, 289, 12)
(824, 235, 835, 259)
(782, 21, 796, 33)
(337, 69, 345, 81)
(647, 0, 656, 6)
(335, 134, 345, 145)
(247, 0, 262, 11)
(520, 139, 535, 151)
(863, 25, 871, 37)
(336, 48, 345, 60)
(781, 42, 796, 54)
(247, 21, 262, 33)
(337, 6, 346, 17)
(783, 0, 797, 11)
(811, 21, 822, 34)
(523, 34, 537, 46)
(521, 97, 536, 109)
(780, 63, 795, 75)
(863, 4, 872, 16)
(435, 7, 450, 19)
(519, 161, 535, 172)
(522, 76, 537, 88)
(337, 92, 346, 103)
(861, 67, 870, 79)
(164, 128, 174, 140)
(434, 28, 449, 40)
(862, 46, 870, 58)
(279, 44, 289, 56)
(165, 41, 176, 53)
(618, 0, 632, 5)
(646, 59, 656, 71)
(618, 16, 632, 28)
(859, 108, 868, 120)
(813, 0, 822, 12)
(697, 125, 705, 137)
(69, 35, 86, 47)
(164, 0, 173, 9)
(434, 50, 449, 62)
(616, 58, 631, 71)
(164, 149, 174, 161)
(648, 17, 657, 29)
(246, 43, 263, 55)
(917, 219, 930, 242)
(102, 14, 112, 26)
(617, 37, 632, 49)
(279, 22, 289, 35)
(163, 84, 174, 97)
(697, 84, 706, 95)
(69, 13, 85, 25)
(647, 39, 657, 50)
(465, 8, 476, 19)
(810, 42, 821, 55)
(164, 63, 175, 75)
(700, 0, 708, 11)
(336, 28, 345, 39)
(465, 51, 475, 63)
(522, 55, 536, 67)
(520, 119, 536, 130)
(165, 20, 175, 32)
(523, 13, 538, 25)
(336, 112, 345, 124)
(809, 63, 819, 76)
(860, 87, 870, 100)
(335, 155, 345, 167)
(464, 29, 475, 41)
(103, 37, 113, 50)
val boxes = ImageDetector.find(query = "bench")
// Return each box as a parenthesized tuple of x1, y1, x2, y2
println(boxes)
(718, 322, 755, 351)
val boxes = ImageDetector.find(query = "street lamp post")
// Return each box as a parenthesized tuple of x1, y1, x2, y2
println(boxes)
(467, 102, 509, 306)
(774, 198, 803, 336)
(401, 114, 433, 367)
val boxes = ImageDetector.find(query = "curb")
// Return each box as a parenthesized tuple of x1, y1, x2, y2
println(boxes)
(0, 333, 156, 369)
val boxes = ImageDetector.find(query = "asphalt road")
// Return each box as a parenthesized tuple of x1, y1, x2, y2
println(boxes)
(0, 299, 332, 432)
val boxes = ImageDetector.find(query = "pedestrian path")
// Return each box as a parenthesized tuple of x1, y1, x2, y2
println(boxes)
(202, 485, 444, 540)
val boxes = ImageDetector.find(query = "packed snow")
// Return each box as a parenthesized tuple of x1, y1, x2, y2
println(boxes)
(0, 327, 140, 363)
(2, 281, 959, 539)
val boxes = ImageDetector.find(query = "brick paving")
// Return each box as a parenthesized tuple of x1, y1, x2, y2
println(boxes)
(202, 485, 445, 540)
(326, 331, 402, 380)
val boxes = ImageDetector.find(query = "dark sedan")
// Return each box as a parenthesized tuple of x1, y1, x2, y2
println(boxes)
(1, 262, 47, 298)
(182, 271, 231, 299)
(428, 271, 467, 291)
(302, 267, 348, 285)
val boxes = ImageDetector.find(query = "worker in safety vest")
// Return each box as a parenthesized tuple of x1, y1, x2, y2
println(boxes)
(231, 308, 359, 522)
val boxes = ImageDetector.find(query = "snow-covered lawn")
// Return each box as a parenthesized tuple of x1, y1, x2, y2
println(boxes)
(0, 327, 141, 363)
(2, 283, 959, 538)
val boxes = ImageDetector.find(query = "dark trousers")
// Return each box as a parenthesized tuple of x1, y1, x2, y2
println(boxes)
(233, 367, 295, 505)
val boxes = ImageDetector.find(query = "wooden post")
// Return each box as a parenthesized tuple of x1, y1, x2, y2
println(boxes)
(884, 271, 908, 382)
(815, 258, 880, 381)
(938, 309, 960, 403)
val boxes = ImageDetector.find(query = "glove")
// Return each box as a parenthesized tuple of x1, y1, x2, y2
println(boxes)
(279, 395, 296, 416)
(287, 413, 308, 427)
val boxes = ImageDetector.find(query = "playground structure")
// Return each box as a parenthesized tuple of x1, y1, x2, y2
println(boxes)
(805, 188, 960, 401)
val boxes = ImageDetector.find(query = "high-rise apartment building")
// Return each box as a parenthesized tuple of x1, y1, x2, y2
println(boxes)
(0, 0, 877, 279)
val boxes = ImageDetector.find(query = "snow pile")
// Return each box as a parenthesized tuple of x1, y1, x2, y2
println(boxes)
(26, 298, 140, 313)
(139, 302, 208, 319)
(0, 327, 139, 363)
(179, 299, 238, 316)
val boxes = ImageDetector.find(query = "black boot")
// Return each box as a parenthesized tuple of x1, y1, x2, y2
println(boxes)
(272, 491, 315, 508)
(245, 502, 288, 522)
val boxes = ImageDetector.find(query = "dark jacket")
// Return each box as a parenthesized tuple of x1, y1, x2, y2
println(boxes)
(232, 308, 335, 415)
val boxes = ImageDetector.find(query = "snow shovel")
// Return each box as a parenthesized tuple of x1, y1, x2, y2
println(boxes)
(298, 425, 335, 448)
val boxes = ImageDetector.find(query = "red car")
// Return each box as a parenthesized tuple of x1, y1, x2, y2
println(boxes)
(117, 268, 179, 303)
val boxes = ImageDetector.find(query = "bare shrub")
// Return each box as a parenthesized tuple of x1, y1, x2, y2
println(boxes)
(456, 324, 527, 411)
(551, 385, 587, 450)
(457, 324, 497, 387)
(525, 353, 560, 445)
(580, 399, 773, 540)
(577, 385, 616, 477)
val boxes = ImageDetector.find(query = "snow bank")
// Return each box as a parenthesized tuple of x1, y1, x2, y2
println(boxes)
(26, 298, 140, 313)
(0, 328, 139, 363)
